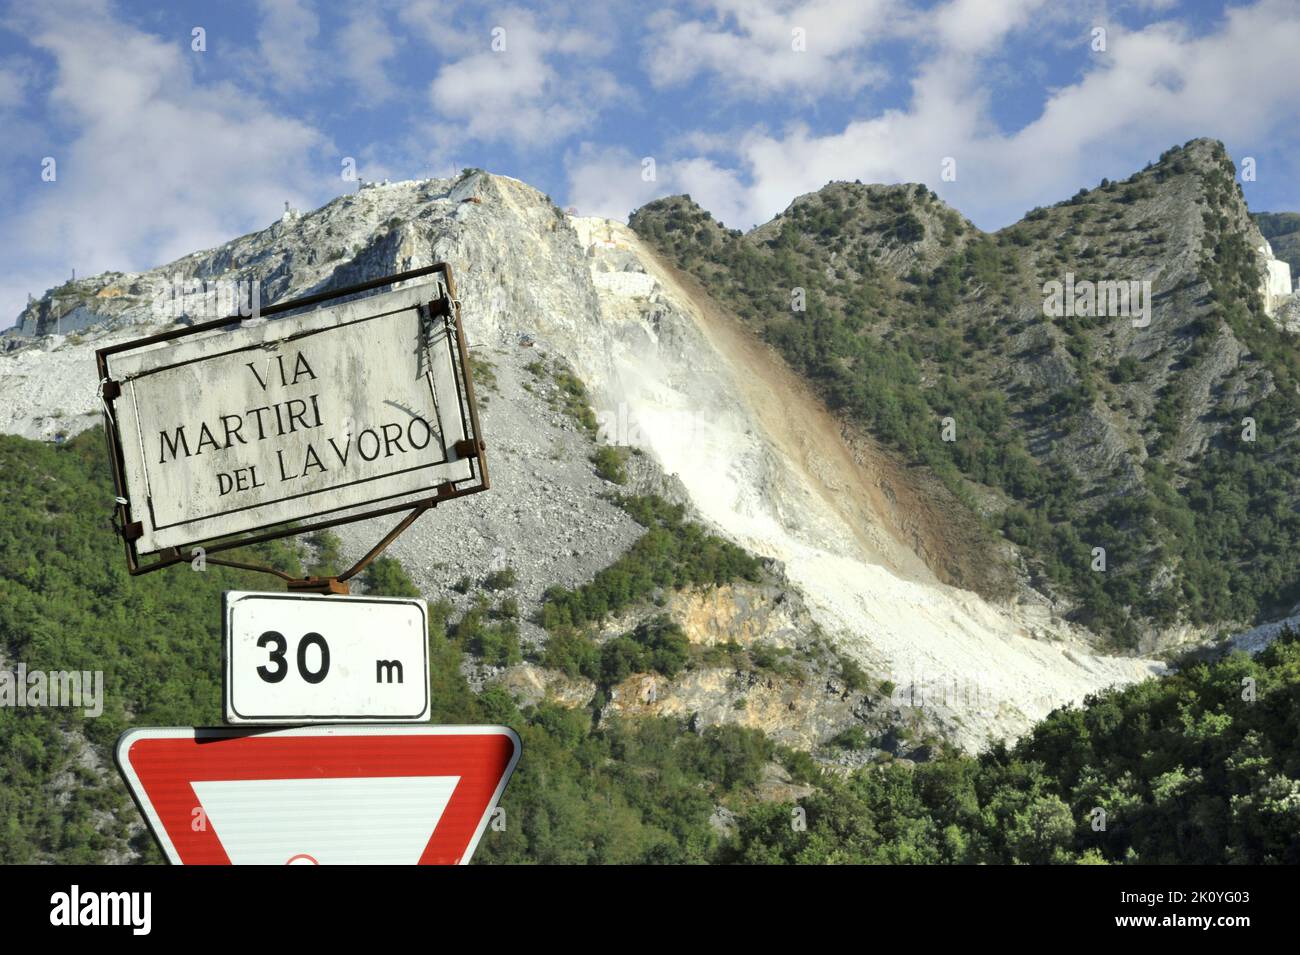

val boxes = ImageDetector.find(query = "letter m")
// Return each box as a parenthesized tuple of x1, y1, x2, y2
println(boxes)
(376, 660, 404, 684)
(102, 892, 130, 925)
(159, 426, 190, 463)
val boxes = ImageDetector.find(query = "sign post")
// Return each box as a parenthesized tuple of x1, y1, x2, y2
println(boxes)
(99, 267, 516, 865)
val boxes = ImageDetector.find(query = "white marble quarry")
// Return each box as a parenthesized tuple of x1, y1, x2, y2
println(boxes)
(1258, 240, 1293, 315)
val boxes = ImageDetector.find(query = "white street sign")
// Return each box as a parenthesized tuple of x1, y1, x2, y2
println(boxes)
(223, 591, 430, 723)
(101, 281, 478, 556)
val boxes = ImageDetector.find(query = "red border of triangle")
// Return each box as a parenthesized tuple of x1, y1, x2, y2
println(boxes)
(120, 730, 517, 864)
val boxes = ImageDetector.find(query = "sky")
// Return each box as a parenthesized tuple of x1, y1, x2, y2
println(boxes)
(2, 0, 1299, 328)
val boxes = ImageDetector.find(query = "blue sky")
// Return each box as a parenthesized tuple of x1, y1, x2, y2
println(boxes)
(2, 0, 1299, 328)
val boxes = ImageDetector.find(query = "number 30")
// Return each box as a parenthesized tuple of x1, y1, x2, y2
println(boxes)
(256, 631, 330, 684)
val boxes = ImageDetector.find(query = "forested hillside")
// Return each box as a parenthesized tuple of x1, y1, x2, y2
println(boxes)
(2, 429, 1296, 864)
(632, 138, 1300, 646)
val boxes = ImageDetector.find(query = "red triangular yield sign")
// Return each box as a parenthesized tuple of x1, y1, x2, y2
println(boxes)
(115, 726, 520, 865)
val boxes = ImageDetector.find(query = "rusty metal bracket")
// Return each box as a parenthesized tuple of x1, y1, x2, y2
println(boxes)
(452, 437, 482, 459)
(336, 500, 435, 585)
(196, 500, 435, 596)
(429, 294, 453, 319)
(287, 577, 352, 596)
(203, 556, 300, 582)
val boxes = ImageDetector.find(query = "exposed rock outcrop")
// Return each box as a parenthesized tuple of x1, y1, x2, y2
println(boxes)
(0, 169, 1172, 750)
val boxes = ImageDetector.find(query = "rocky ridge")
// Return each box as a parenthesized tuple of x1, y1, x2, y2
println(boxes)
(1, 169, 1171, 751)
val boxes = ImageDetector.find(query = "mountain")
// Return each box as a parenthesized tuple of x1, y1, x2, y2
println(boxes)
(4, 423, 1297, 865)
(5, 424, 1297, 864)
(2, 142, 1299, 864)
(633, 138, 1300, 649)
(0, 169, 1164, 756)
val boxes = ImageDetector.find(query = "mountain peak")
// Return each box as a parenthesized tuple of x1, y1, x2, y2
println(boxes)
(2, 167, 568, 342)
(631, 135, 1300, 650)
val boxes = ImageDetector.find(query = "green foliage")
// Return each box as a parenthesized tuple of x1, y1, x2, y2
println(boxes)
(0, 430, 781, 865)
(305, 530, 341, 578)
(477, 714, 774, 864)
(599, 616, 690, 684)
(838, 653, 871, 693)
(750, 643, 797, 678)
(552, 365, 598, 436)
(539, 495, 763, 631)
(524, 356, 599, 433)
(1109, 355, 1140, 384)
(633, 199, 1039, 543)
(724, 630, 1300, 864)
(3, 430, 1299, 865)
(632, 149, 1300, 642)
(541, 615, 690, 687)
(540, 626, 599, 678)
(362, 556, 421, 598)
(451, 596, 522, 667)
(830, 726, 871, 750)
(483, 567, 517, 591)
(0, 430, 324, 862)
(469, 353, 498, 394)
(590, 445, 629, 484)
(888, 211, 925, 244)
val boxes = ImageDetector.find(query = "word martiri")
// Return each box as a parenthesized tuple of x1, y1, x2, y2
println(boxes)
(152, 350, 436, 495)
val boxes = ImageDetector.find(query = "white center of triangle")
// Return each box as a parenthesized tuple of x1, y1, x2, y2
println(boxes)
(192, 776, 460, 865)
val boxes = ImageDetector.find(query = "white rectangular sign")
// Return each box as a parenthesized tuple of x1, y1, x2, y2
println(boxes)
(103, 282, 477, 555)
(223, 591, 430, 723)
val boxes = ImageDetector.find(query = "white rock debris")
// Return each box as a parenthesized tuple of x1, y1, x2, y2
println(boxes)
(1, 170, 1183, 748)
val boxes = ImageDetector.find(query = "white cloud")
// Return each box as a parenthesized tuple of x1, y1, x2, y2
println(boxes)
(428, 9, 622, 146)
(7, 0, 1300, 328)
(397, 0, 477, 55)
(0, 55, 41, 168)
(252, 0, 321, 94)
(565, 145, 664, 221)
(626, 0, 1300, 232)
(0, 56, 33, 110)
(1017, 4, 1300, 148)
(565, 145, 751, 228)
(620, 51, 989, 230)
(642, 0, 895, 98)
(926, 0, 1050, 55)
(0, 0, 332, 325)
(669, 157, 751, 229)
(338, 7, 399, 99)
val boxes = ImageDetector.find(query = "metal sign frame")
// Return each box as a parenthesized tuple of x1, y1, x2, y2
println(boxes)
(222, 591, 432, 724)
(95, 264, 488, 590)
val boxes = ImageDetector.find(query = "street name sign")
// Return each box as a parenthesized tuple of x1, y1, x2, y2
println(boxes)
(116, 726, 520, 865)
(223, 591, 430, 724)
(96, 266, 488, 571)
